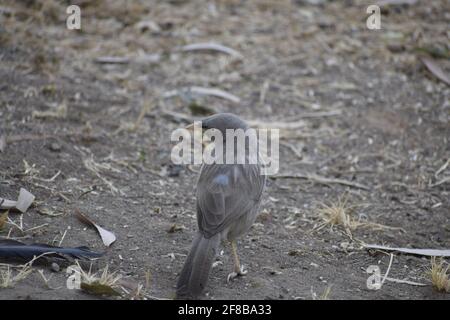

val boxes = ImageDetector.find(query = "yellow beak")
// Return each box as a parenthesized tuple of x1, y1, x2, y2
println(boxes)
(185, 123, 195, 132)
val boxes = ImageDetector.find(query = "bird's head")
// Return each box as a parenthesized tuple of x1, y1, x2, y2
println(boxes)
(185, 113, 249, 148)
(199, 113, 248, 135)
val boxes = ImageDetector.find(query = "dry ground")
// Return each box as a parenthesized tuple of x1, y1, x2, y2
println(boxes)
(0, 0, 449, 300)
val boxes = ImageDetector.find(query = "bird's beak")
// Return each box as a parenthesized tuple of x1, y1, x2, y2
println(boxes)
(185, 123, 195, 132)
(185, 122, 210, 148)
(185, 123, 206, 135)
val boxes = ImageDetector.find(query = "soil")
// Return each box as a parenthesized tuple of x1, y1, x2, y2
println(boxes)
(0, 0, 449, 300)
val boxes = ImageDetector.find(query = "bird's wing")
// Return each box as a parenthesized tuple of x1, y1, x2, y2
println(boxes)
(196, 164, 265, 238)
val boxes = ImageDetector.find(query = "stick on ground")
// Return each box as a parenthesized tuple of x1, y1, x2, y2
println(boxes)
(273, 173, 370, 190)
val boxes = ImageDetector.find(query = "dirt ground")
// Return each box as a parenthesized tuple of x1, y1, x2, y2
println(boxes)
(0, 0, 449, 300)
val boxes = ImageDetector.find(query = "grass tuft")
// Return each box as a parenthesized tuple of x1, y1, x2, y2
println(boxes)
(0, 264, 33, 288)
(315, 195, 403, 237)
(428, 257, 449, 293)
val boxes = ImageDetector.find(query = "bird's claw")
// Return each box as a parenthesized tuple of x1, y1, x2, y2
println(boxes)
(227, 265, 247, 283)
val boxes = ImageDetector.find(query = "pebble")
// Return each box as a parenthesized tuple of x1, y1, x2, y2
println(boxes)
(51, 263, 60, 272)
(48, 142, 61, 152)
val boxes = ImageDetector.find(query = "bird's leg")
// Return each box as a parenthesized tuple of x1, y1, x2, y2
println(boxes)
(231, 240, 245, 274)
(227, 240, 247, 282)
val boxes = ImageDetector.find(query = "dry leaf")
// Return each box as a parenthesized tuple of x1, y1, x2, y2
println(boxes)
(365, 244, 450, 257)
(247, 119, 306, 130)
(180, 42, 244, 59)
(32, 102, 68, 119)
(0, 210, 9, 229)
(167, 224, 184, 233)
(0, 188, 35, 213)
(164, 86, 241, 103)
(94, 56, 129, 64)
(377, 0, 418, 5)
(188, 102, 215, 116)
(134, 20, 161, 33)
(81, 281, 121, 297)
(420, 56, 450, 86)
(75, 209, 116, 247)
(0, 199, 16, 210)
(15, 188, 35, 213)
(0, 135, 5, 152)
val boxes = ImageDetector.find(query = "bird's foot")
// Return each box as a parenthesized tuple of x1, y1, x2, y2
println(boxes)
(227, 265, 247, 283)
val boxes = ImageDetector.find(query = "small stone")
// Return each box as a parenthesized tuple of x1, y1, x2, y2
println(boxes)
(48, 142, 61, 152)
(51, 263, 60, 272)
(387, 43, 404, 53)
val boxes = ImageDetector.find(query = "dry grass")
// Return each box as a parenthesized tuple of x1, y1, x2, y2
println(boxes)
(316, 196, 356, 233)
(75, 262, 156, 299)
(75, 147, 124, 195)
(32, 101, 67, 120)
(428, 257, 450, 293)
(37, 269, 60, 290)
(319, 286, 332, 300)
(0, 264, 33, 288)
(0, 252, 54, 288)
(76, 261, 122, 288)
(315, 195, 403, 237)
(311, 285, 332, 300)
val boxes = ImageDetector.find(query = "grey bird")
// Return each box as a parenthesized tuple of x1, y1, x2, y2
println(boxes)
(176, 113, 266, 299)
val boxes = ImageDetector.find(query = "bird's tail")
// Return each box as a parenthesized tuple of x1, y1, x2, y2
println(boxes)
(176, 232, 220, 299)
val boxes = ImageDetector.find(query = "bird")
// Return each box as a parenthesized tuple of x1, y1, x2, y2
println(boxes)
(176, 113, 267, 299)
